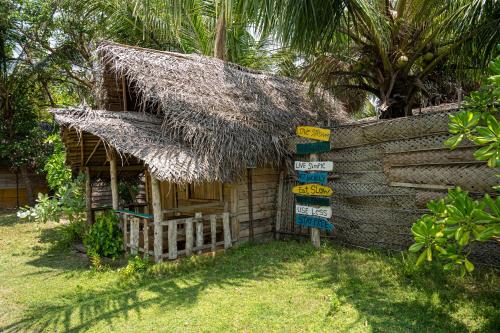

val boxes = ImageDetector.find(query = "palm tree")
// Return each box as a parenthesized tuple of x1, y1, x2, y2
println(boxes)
(90, 0, 271, 66)
(254, 0, 500, 118)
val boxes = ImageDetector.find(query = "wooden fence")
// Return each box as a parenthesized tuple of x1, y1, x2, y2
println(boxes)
(277, 109, 499, 267)
(117, 210, 232, 261)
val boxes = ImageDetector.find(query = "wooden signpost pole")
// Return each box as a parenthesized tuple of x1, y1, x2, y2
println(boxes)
(309, 153, 321, 248)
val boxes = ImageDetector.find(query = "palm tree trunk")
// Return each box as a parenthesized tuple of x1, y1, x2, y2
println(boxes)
(214, 10, 226, 60)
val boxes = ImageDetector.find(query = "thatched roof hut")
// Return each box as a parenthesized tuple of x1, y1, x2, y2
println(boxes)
(52, 41, 347, 183)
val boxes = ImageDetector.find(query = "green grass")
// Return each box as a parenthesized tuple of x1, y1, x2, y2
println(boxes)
(0, 212, 498, 333)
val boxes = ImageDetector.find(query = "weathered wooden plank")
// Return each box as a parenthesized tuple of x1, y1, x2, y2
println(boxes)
(195, 212, 203, 254)
(168, 219, 177, 260)
(223, 212, 232, 249)
(109, 153, 119, 210)
(185, 217, 193, 256)
(85, 167, 92, 226)
(309, 153, 321, 248)
(295, 215, 333, 231)
(292, 184, 333, 197)
(122, 214, 128, 251)
(296, 141, 331, 155)
(210, 214, 217, 251)
(230, 186, 240, 243)
(294, 161, 333, 172)
(297, 171, 328, 185)
(131, 217, 140, 255)
(296, 126, 331, 141)
(275, 171, 285, 236)
(295, 204, 332, 218)
(295, 195, 330, 206)
(151, 175, 163, 263)
(143, 220, 149, 257)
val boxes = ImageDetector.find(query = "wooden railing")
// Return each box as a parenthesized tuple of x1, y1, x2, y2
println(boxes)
(116, 210, 232, 261)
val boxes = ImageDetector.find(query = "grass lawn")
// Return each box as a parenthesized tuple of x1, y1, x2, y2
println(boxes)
(0, 212, 498, 332)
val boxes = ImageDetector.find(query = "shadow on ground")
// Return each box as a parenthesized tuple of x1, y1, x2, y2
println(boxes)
(301, 245, 500, 333)
(2, 239, 499, 333)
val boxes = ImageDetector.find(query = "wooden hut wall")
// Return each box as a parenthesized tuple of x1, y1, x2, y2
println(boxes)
(235, 167, 280, 242)
(151, 166, 280, 243)
(0, 166, 47, 208)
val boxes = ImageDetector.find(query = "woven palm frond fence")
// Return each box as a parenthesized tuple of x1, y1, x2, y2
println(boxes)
(279, 109, 499, 267)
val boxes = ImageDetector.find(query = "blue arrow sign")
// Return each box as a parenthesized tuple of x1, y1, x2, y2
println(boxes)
(297, 171, 328, 185)
(295, 214, 334, 231)
(296, 195, 330, 206)
(296, 141, 330, 155)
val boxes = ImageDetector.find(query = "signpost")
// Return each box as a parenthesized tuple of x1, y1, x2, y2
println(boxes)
(292, 184, 333, 196)
(296, 126, 331, 141)
(294, 161, 333, 172)
(296, 141, 330, 155)
(295, 215, 333, 231)
(297, 171, 328, 185)
(295, 195, 330, 206)
(295, 204, 332, 218)
(293, 125, 334, 249)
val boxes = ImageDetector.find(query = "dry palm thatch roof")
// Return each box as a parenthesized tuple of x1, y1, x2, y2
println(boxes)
(53, 41, 348, 183)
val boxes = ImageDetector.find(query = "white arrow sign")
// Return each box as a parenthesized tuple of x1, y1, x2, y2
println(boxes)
(295, 204, 332, 218)
(294, 161, 333, 172)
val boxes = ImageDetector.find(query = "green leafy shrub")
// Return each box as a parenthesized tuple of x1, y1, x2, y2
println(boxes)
(84, 211, 123, 259)
(119, 255, 151, 279)
(410, 51, 500, 275)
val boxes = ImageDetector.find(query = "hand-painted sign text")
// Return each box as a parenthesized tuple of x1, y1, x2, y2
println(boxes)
(297, 171, 328, 185)
(294, 161, 333, 172)
(295, 204, 332, 218)
(295, 215, 333, 231)
(296, 141, 330, 155)
(292, 184, 333, 197)
(295, 195, 330, 206)
(296, 126, 331, 142)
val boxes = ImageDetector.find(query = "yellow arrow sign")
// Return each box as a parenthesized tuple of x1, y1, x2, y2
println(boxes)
(296, 126, 331, 142)
(292, 184, 333, 197)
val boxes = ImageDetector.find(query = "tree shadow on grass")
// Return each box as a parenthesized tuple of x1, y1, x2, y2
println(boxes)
(0, 241, 314, 333)
(302, 245, 500, 333)
(24, 223, 91, 272)
(0, 212, 25, 227)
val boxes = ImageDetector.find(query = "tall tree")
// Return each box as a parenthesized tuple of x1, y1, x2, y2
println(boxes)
(254, 0, 500, 118)
(0, 0, 52, 205)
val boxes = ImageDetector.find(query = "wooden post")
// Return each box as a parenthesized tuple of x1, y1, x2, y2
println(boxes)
(109, 152, 119, 210)
(168, 219, 177, 260)
(121, 76, 128, 111)
(151, 175, 163, 263)
(185, 217, 194, 256)
(143, 220, 149, 257)
(122, 214, 128, 251)
(247, 169, 254, 242)
(85, 167, 93, 226)
(230, 186, 239, 244)
(222, 212, 232, 249)
(131, 217, 139, 255)
(195, 212, 203, 254)
(210, 214, 217, 251)
(275, 171, 285, 240)
(310, 153, 321, 248)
